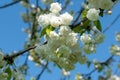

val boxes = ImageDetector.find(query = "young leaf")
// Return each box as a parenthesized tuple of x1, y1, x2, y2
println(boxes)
(40, 25, 55, 37)
(40, 27, 47, 37)
(46, 26, 55, 35)
(73, 25, 83, 33)
(5, 67, 12, 80)
(94, 20, 102, 32)
(81, 9, 88, 19)
(73, 20, 91, 34)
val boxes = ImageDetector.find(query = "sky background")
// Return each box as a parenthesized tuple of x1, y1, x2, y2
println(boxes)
(0, 0, 120, 80)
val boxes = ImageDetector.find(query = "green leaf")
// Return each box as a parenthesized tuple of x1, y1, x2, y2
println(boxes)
(5, 67, 12, 80)
(73, 25, 83, 33)
(40, 25, 55, 37)
(46, 26, 55, 35)
(73, 20, 91, 35)
(94, 20, 102, 32)
(40, 27, 47, 37)
(81, 9, 88, 19)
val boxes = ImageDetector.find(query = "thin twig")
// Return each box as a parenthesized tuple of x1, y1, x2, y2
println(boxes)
(0, 0, 22, 9)
(83, 55, 114, 78)
(36, 0, 39, 8)
(36, 61, 48, 80)
(103, 13, 120, 33)
(72, 0, 87, 25)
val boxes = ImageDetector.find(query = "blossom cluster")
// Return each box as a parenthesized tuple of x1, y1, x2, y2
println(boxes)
(87, 0, 114, 10)
(35, 26, 81, 71)
(110, 45, 120, 56)
(36, 2, 84, 71)
(110, 32, 120, 56)
(80, 33, 96, 53)
(35, 1, 106, 71)
(110, 75, 120, 80)
(75, 73, 84, 80)
(116, 32, 120, 42)
(80, 26, 104, 54)
(85, 0, 114, 21)
(38, 2, 73, 28)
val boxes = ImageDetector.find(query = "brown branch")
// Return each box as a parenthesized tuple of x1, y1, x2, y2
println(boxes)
(0, 0, 22, 9)
(4, 45, 36, 61)
(3, 41, 47, 64)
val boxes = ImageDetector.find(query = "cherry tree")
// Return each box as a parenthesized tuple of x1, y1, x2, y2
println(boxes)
(0, 0, 120, 80)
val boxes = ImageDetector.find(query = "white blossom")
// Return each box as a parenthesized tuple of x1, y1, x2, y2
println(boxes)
(60, 12, 73, 25)
(50, 16, 62, 27)
(93, 33, 105, 44)
(92, 26, 105, 44)
(110, 45, 120, 56)
(116, 32, 120, 42)
(49, 31, 59, 40)
(50, 2, 62, 14)
(62, 69, 70, 76)
(110, 75, 120, 80)
(28, 55, 34, 61)
(87, 0, 100, 9)
(31, 77, 35, 80)
(80, 33, 92, 44)
(100, 0, 114, 10)
(56, 45, 72, 55)
(86, 8, 100, 21)
(87, 0, 114, 10)
(83, 44, 96, 54)
(67, 32, 78, 46)
(107, 10, 112, 15)
(0, 73, 8, 80)
(31, 4, 36, 8)
(35, 45, 48, 55)
(38, 14, 50, 27)
(12, 71, 25, 80)
(75, 73, 84, 80)
(59, 26, 71, 35)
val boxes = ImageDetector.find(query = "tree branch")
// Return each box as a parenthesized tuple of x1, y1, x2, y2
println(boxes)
(4, 45, 36, 62)
(0, 0, 22, 9)
(83, 55, 114, 78)
(103, 13, 120, 33)
(36, 61, 48, 80)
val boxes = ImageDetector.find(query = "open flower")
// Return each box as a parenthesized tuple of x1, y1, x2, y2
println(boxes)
(50, 2, 62, 14)
(86, 8, 100, 21)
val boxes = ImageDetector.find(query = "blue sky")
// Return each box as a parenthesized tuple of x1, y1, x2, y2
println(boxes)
(0, 0, 120, 80)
